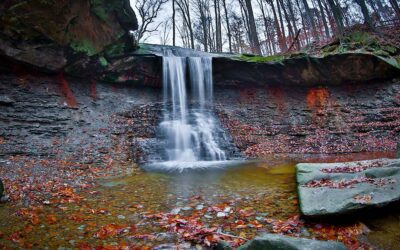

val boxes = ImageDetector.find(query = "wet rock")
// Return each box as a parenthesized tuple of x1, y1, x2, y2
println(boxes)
(196, 204, 204, 210)
(297, 159, 400, 216)
(217, 212, 227, 217)
(237, 234, 347, 250)
(215, 241, 232, 250)
(214, 53, 400, 86)
(0, 95, 14, 106)
(0, 0, 137, 73)
(0, 179, 4, 198)
(170, 208, 181, 215)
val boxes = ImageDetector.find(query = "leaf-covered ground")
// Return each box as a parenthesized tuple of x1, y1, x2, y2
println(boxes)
(0, 157, 399, 249)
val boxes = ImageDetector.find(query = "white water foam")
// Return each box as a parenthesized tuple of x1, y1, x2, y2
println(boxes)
(155, 50, 230, 170)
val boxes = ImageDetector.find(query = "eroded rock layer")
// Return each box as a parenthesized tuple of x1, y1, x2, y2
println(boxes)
(214, 82, 400, 157)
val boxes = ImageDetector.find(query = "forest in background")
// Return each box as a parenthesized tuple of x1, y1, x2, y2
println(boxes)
(133, 0, 400, 55)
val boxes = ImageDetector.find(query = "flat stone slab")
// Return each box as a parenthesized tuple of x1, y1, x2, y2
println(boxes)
(236, 234, 347, 250)
(296, 158, 400, 217)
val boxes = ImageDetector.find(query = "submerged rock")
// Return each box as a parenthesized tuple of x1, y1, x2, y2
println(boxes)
(236, 234, 347, 250)
(296, 159, 400, 216)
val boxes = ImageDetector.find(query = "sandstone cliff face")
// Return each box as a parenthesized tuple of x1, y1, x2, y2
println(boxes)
(0, 0, 137, 72)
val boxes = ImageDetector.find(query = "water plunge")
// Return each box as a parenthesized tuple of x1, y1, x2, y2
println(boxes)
(161, 52, 226, 161)
(145, 50, 240, 171)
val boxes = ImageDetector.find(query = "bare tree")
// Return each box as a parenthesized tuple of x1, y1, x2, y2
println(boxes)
(159, 19, 171, 45)
(355, 0, 376, 30)
(193, 0, 211, 51)
(176, 0, 195, 49)
(326, 0, 344, 35)
(222, 0, 233, 53)
(316, 0, 330, 38)
(214, 0, 223, 52)
(134, 0, 168, 42)
(172, 0, 176, 46)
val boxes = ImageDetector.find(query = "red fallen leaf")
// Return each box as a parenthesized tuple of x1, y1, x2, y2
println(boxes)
(77, 242, 93, 250)
(57, 187, 74, 197)
(8, 231, 23, 244)
(46, 214, 57, 224)
(24, 225, 33, 233)
(95, 245, 121, 250)
(29, 213, 40, 225)
(68, 214, 86, 222)
(238, 207, 255, 217)
(94, 224, 127, 240)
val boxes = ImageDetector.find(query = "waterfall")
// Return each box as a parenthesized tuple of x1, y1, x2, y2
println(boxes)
(159, 50, 226, 165)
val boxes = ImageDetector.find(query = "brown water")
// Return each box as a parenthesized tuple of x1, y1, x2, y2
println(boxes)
(0, 159, 399, 249)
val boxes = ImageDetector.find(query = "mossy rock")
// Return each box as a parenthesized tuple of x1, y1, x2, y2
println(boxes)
(0, 0, 138, 71)
(214, 52, 400, 86)
(237, 54, 286, 63)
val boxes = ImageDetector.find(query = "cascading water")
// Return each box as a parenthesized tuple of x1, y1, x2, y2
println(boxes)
(144, 49, 241, 171)
(161, 51, 226, 162)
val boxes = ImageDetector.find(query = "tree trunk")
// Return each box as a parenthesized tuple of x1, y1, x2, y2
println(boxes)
(356, 0, 375, 30)
(301, 0, 319, 41)
(295, 0, 309, 45)
(214, 0, 222, 52)
(286, 0, 300, 49)
(389, 0, 400, 18)
(172, 0, 176, 46)
(326, 0, 344, 35)
(222, 0, 232, 53)
(276, 0, 288, 47)
(244, 0, 261, 54)
(268, 0, 286, 51)
(239, 0, 251, 49)
(316, 0, 330, 38)
(258, 0, 272, 54)
(279, 0, 294, 43)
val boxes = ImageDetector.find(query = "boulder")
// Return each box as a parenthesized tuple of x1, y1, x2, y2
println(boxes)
(213, 53, 400, 86)
(237, 234, 347, 250)
(296, 159, 400, 217)
(0, 0, 137, 72)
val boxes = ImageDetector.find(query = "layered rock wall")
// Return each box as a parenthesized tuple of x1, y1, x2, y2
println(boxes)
(214, 82, 400, 157)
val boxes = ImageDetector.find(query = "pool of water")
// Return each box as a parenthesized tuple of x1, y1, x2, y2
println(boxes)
(0, 157, 399, 249)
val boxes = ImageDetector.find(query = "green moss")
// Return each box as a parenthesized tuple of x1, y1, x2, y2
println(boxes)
(90, 0, 109, 23)
(135, 43, 153, 54)
(103, 43, 125, 58)
(238, 54, 286, 63)
(343, 31, 378, 47)
(39, 0, 56, 5)
(99, 56, 108, 67)
(101, 73, 119, 83)
(320, 31, 399, 58)
(383, 45, 398, 55)
(70, 39, 97, 56)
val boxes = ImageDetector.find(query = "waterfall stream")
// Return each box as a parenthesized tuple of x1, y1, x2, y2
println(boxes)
(145, 49, 240, 171)
(161, 52, 226, 161)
